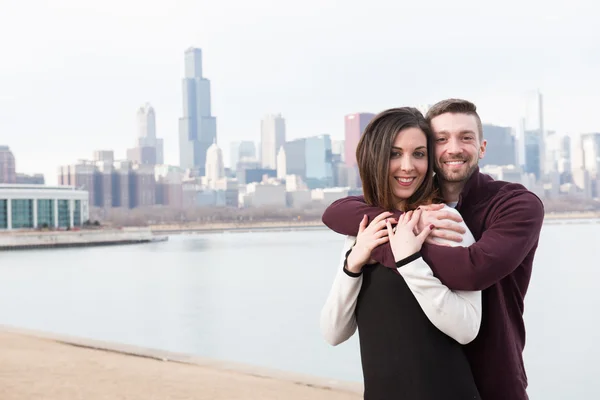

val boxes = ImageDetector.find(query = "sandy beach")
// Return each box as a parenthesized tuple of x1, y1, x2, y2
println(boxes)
(0, 329, 361, 400)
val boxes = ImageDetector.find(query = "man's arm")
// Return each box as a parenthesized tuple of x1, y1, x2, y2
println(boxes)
(421, 192, 544, 291)
(322, 196, 398, 268)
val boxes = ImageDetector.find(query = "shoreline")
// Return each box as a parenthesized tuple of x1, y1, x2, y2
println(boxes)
(150, 211, 600, 234)
(0, 325, 362, 399)
(0, 227, 168, 250)
(1, 211, 597, 239)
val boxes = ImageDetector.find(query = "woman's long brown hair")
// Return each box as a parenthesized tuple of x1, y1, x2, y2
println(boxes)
(355, 107, 442, 211)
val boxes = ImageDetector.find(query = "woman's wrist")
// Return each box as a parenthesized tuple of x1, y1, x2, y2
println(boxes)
(345, 251, 364, 274)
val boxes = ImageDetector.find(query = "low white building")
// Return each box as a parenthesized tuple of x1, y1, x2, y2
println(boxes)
(287, 190, 312, 208)
(240, 181, 286, 208)
(0, 184, 89, 230)
(480, 164, 524, 184)
(311, 187, 350, 205)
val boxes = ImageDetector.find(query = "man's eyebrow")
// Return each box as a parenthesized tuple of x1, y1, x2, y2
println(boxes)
(435, 130, 476, 135)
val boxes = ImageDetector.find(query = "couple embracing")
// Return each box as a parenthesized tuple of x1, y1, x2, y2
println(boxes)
(320, 99, 544, 400)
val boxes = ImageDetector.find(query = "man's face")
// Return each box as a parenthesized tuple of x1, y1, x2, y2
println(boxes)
(430, 112, 487, 183)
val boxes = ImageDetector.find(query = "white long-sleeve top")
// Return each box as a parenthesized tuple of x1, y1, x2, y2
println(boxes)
(320, 205, 482, 346)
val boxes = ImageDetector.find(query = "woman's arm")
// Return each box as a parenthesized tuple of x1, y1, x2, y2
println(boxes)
(397, 206, 482, 344)
(320, 236, 362, 346)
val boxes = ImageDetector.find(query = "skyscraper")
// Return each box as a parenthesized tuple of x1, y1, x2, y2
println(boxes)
(521, 90, 546, 177)
(344, 113, 375, 168)
(277, 146, 287, 180)
(480, 124, 516, 167)
(205, 142, 224, 189)
(230, 141, 257, 169)
(127, 103, 164, 165)
(261, 114, 286, 170)
(137, 103, 156, 140)
(0, 146, 16, 184)
(331, 140, 345, 162)
(305, 134, 333, 189)
(139, 103, 164, 164)
(524, 131, 542, 180)
(581, 133, 600, 178)
(179, 48, 217, 175)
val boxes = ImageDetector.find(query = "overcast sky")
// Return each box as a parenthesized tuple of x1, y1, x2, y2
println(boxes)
(1, 0, 598, 183)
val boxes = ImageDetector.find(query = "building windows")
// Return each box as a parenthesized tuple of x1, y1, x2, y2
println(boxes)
(11, 199, 33, 229)
(0, 189, 87, 229)
(37, 199, 54, 228)
(73, 200, 81, 227)
(57, 199, 70, 228)
(0, 200, 6, 229)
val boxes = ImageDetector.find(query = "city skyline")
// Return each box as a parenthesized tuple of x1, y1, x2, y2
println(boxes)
(1, 1, 599, 183)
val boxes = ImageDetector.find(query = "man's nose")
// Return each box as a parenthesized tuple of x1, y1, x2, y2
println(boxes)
(446, 137, 462, 154)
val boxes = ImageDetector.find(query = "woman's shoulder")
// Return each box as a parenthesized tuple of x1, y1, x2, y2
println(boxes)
(433, 204, 475, 247)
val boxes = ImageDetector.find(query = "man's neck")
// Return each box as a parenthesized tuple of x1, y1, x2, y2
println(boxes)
(440, 181, 466, 203)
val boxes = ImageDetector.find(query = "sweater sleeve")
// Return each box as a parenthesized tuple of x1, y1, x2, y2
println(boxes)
(421, 191, 545, 291)
(320, 236, 362, 346)
(397, 206, 482, 344)
(321, 196, 399, 268)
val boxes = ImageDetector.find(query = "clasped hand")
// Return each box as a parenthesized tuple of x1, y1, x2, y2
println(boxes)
(346, 205, 466, 272)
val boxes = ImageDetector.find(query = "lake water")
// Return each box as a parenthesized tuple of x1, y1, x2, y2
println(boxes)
(0, 221, 598, 399)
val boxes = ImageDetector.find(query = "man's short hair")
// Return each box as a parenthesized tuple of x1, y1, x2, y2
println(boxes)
(425, 99, 483, 140)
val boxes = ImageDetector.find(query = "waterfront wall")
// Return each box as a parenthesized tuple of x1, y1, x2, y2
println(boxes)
(0, 227, 160, 250)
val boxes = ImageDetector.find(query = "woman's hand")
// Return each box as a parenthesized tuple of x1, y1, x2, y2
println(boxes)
(386, 209, 434, 262)
(346, 211, 396, 273)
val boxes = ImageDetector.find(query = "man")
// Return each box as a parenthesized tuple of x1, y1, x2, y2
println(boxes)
(321, 99, 544, 400)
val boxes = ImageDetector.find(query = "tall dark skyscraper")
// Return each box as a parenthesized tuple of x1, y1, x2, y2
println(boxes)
(178, 47, 217, 175)
(480, 124, 516, 167)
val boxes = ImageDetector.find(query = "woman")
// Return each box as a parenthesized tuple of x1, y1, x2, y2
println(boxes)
(320, 107, 481, 399)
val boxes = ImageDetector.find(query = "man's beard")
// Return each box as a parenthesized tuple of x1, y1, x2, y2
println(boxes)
(435, 155, 479, 183)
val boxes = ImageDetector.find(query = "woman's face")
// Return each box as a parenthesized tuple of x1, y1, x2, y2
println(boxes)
(388, 127, 429, 208)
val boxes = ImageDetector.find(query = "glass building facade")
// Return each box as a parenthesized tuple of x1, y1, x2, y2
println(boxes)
(305, 135, 333, 189)
(73, 200, 81, 227)
(57, 199, 70, 228)
(37, 199, 54, 228)
(0, 186, 88, 230)
(11, 199, 33, 229)
(0, 200, 7, 229)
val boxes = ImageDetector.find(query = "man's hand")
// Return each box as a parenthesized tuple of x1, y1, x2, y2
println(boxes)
(346, 211, 397, 273)
(416, 204, 466, 244)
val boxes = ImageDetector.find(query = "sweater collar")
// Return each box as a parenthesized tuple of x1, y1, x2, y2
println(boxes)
(455, 167, 481, 211)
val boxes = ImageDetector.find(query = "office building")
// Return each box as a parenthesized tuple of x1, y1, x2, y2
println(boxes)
(0, 184, 88, 230)
(0, 146, 16, 184)
(344, 113, 375, 168)
(179, 47, 217, 174)
(261, 114, 286, 170)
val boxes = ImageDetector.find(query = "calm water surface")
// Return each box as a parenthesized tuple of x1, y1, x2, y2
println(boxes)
(0, 221, 598, 399)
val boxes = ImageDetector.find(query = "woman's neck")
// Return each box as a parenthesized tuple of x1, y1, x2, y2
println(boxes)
(395, 200, 407, 212)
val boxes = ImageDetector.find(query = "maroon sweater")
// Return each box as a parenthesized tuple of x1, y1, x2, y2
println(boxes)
(321, 169, 544, 400)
